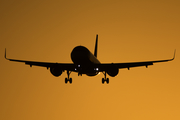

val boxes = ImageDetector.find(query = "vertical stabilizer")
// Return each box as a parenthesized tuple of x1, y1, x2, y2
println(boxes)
(94, 34, 98, 57)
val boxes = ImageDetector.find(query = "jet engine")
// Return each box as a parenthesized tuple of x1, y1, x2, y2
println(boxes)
(50, 66, 63, 77)
(107, 66, 119, 77)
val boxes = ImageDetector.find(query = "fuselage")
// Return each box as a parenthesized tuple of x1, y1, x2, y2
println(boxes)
(71, 46, 100, 76)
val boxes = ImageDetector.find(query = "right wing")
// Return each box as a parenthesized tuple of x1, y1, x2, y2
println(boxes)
(4, 49, 76, 71)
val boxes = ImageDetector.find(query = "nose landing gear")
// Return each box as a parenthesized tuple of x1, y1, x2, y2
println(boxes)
(102, 71, 109, 84)
(65, 70, 72, 84)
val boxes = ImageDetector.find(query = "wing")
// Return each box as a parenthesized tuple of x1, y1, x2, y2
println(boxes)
(96, 50, 176, 71)
(4, 49, 75, 71)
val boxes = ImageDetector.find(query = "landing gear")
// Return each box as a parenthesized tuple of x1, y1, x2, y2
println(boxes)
(65, 78, 68, 83)
(102, 78, 105, 84)
(69, 78, 72, 83)
(65, 70, 72, 84)
(102, 71, 109, 84)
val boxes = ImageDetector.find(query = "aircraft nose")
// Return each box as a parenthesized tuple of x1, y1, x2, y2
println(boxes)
(71, 46, 90, 64)
(71, 46, 89, 55)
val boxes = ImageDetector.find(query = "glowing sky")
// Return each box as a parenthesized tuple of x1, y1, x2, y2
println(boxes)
(1, 0, 180, 120)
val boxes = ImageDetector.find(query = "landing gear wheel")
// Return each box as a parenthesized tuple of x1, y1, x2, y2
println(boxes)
(106, 78, 109, 84)
(102, 78, 105, 84)
(69, 78, 72, 84)
(65, 78, 68, 84)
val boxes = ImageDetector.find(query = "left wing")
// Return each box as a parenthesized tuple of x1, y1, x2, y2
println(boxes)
(4, 49, 75, 71)
(95, 50, 176, 71)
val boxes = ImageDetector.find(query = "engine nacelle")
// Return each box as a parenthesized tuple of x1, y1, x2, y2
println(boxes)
(50, 66, 63, 77)
(107, 66, 119, 77)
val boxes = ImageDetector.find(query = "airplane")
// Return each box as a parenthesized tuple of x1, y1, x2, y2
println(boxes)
(5, 35, 175, 84)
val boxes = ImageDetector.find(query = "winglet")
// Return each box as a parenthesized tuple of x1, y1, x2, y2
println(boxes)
(4, 48, 8, 60)
(172, 49, 176, 60)
(94, 34, 98, 58)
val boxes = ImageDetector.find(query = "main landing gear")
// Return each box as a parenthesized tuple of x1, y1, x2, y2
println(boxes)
(102, 71, 109, 84)
(65, 70, 72, 84)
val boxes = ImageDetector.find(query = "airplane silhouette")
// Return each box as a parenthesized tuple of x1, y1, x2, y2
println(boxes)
(5, 35, 175, 84)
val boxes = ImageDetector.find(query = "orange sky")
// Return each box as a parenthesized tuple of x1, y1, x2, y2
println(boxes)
(0, 0, 180, 120)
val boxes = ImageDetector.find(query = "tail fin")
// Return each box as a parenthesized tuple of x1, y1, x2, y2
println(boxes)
(94, 34, 98, 57)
